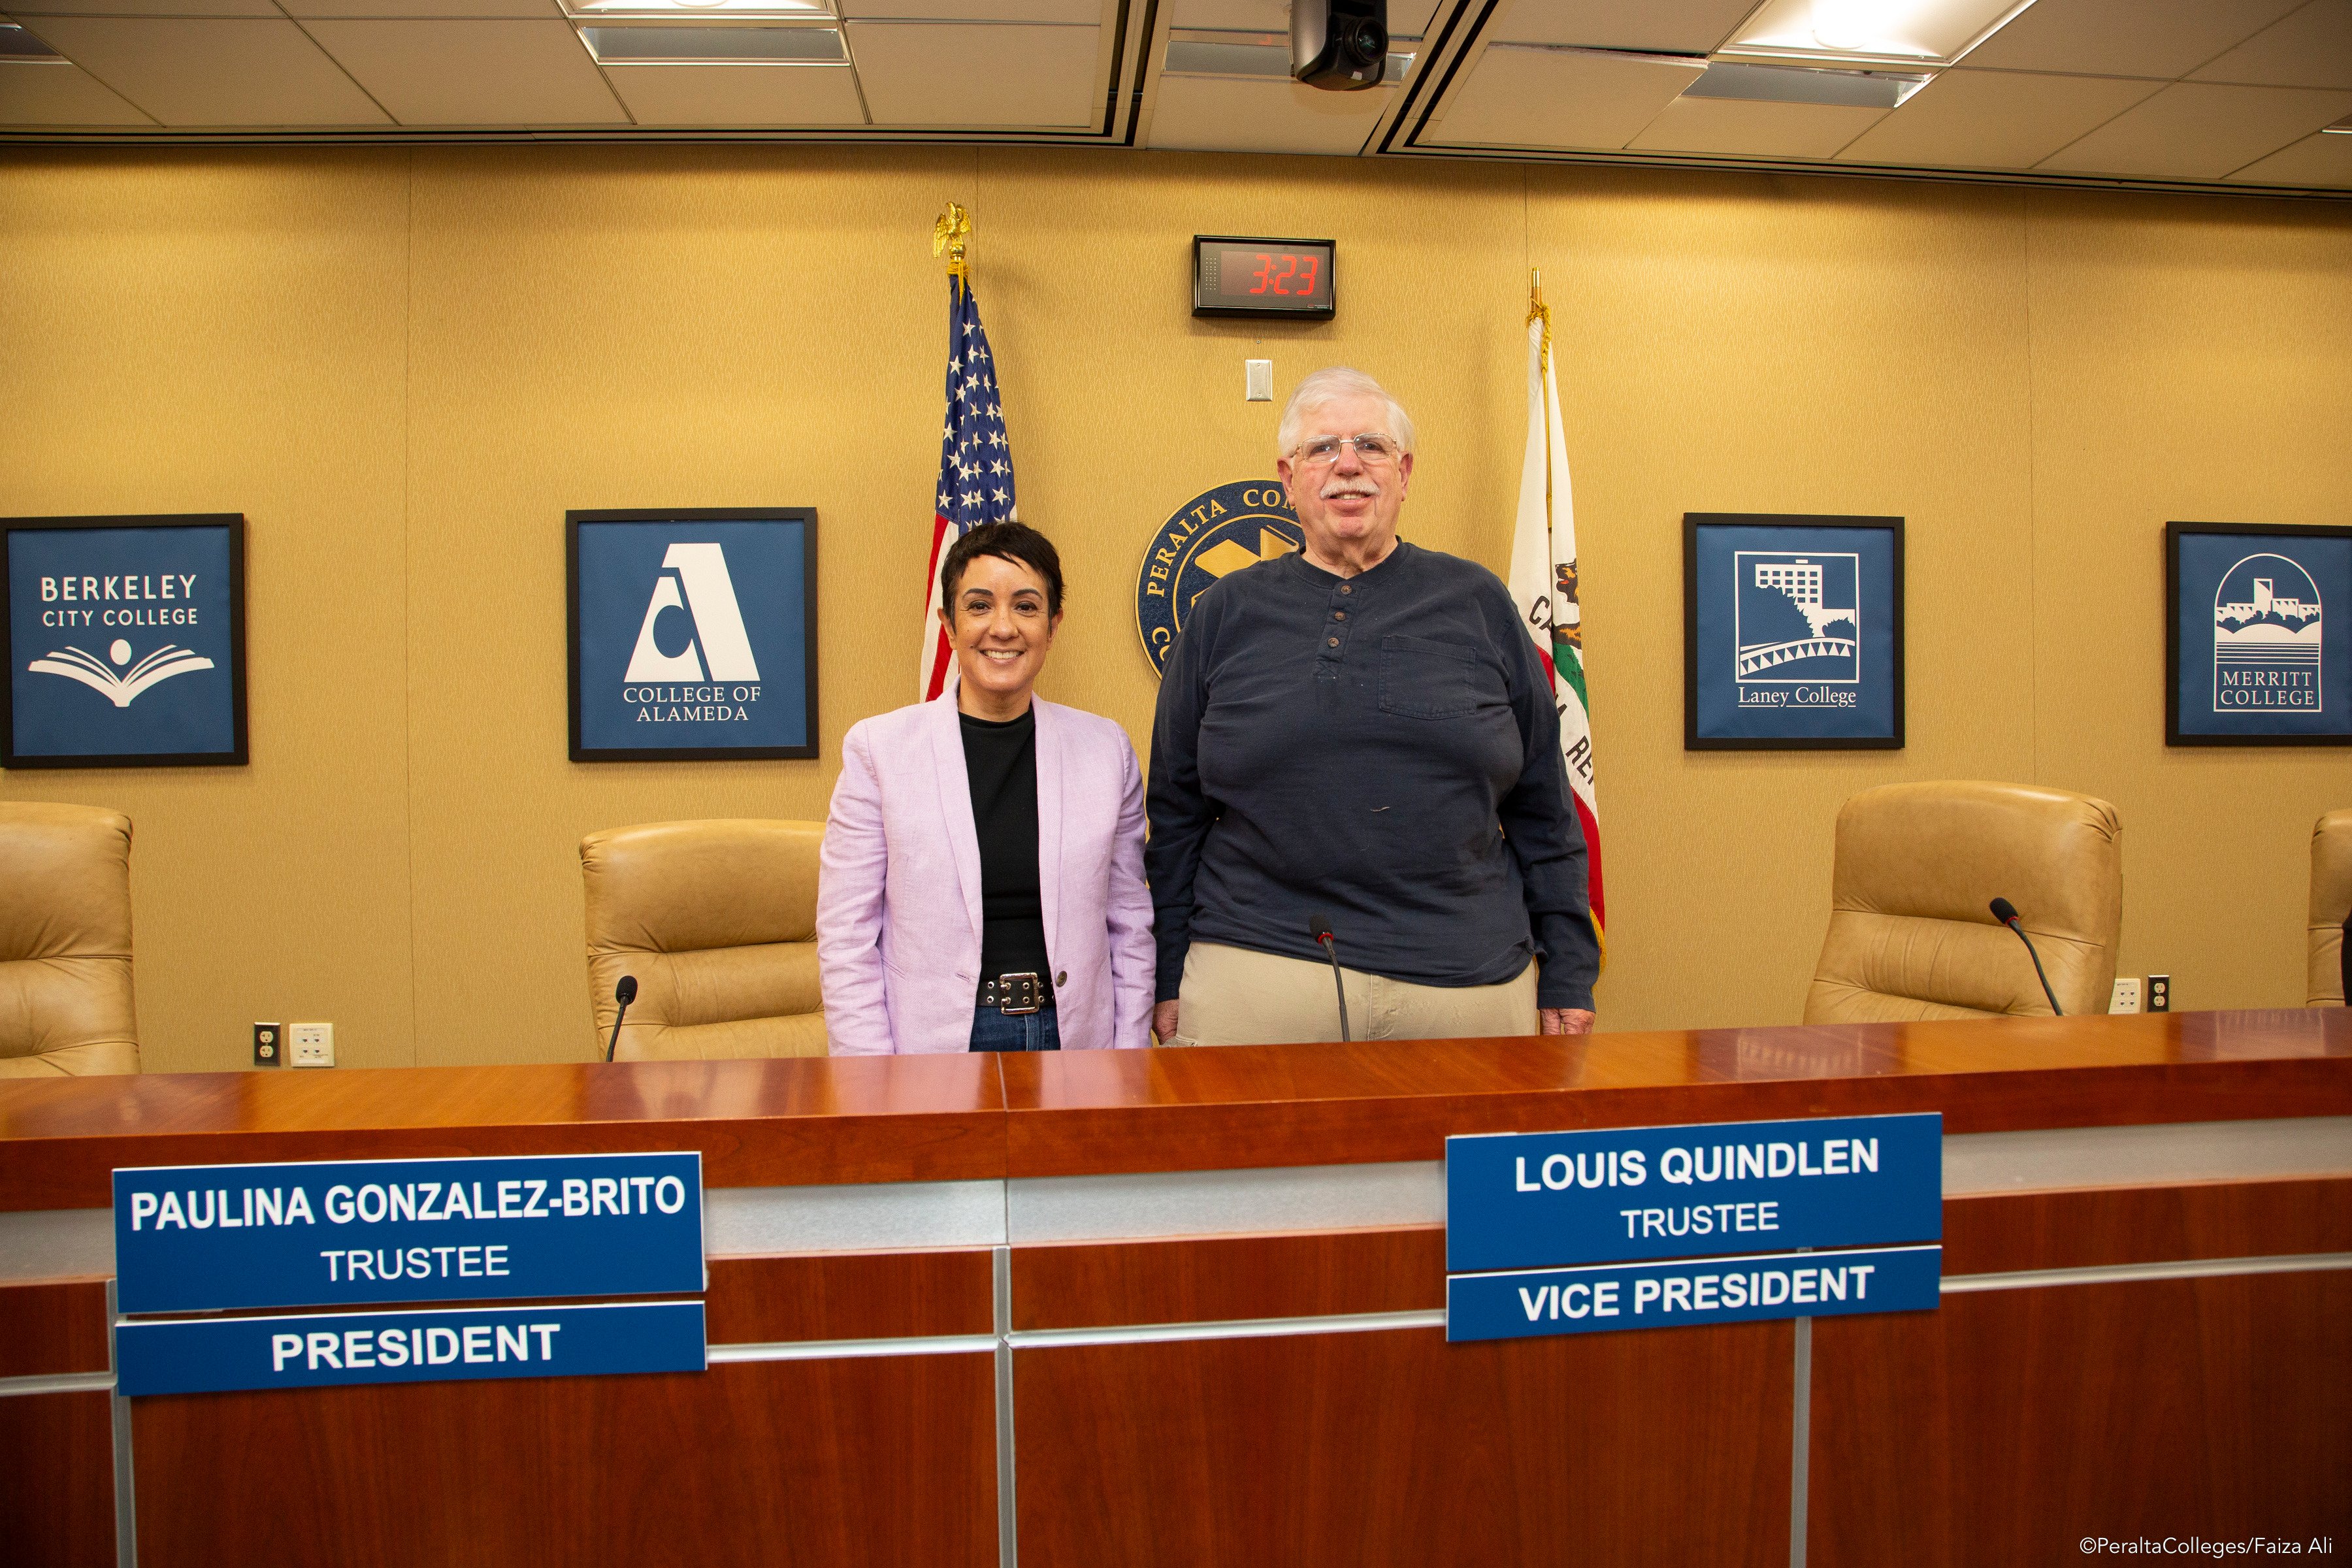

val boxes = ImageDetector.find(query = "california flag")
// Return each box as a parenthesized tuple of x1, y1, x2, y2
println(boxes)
(1506, 305, 1606, 955)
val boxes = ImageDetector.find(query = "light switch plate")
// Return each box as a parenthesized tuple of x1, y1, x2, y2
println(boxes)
(2109, 977, 2142, 1014)
(289, 1022, 335, 1068)
(1246, 359, 1273, 401)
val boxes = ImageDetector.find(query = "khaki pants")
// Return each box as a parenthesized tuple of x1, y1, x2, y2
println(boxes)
(1169, 941, 1537, 1047)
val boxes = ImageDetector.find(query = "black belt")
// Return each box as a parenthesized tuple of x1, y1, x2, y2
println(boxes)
(977, 972, 1054, 1015)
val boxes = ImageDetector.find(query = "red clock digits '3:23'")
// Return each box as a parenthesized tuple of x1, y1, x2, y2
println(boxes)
(1250, 252, 1320, 297)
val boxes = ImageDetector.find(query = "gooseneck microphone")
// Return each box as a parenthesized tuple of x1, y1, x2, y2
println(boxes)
(1307, 911, 1352, 1043)
(1988, 898, 2063, 1017)
(605, 975, 638, 1063)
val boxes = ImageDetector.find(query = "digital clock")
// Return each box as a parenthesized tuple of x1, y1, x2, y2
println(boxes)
(1192, 235, 1336, 320)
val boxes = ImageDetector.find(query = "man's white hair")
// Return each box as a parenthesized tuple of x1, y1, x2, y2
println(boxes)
(1277, 367, 1417, 459)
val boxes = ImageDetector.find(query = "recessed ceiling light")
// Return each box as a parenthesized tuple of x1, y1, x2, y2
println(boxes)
(0, 22, 66, 59)
(1718, 0, 2042, 69)
(1682, 60, 1928, 109)
(583, 23, 844, 62)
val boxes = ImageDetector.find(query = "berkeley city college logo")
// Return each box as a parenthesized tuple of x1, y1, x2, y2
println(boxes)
(1734, 551, 1861, 711)
(624, 543, 760, 696)
(2212, 553, 2321, 713)
(1136, 480, 1302, 675)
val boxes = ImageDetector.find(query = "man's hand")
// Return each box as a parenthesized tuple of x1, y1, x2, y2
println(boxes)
(1540, 1007, 1596, 1036)
(1152, 1000, 1182, 1044)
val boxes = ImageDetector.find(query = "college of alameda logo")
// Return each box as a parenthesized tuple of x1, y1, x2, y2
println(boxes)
(625, 542, 760, 685)
(29, 638, 214, 708)
(2212, 554, 2321, 712)
(1136, 481, 1303, 675)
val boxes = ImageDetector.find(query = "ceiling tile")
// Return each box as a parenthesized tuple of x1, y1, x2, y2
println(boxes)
(846, 20, 1098, 126)
(2189, 0, 2352, 90)
(7, 0, 279, 16)
(1961, 0, 2305, 80)
(2225, 127, 2352, 184)
(304, 18, 627, 123)
(842, 0, 1096, 18)
(1166, 0, 1445, 35)
(1625, 95, 1887, 158)
(1426, 44, 1701, 149)
(0, 59, 154, 122)
(602, 61, 864, 123)
(2037, 80, 2352, 176)
(1484, 0, 1753, 54)
(284, 0, 564, 18)
(1835, 68, 2163, 169)
(22, 17, 391, 123)
(1147, 71, 1388, 153)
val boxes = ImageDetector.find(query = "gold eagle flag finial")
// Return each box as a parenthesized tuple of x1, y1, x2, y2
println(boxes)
(932, 201, 972, 280)
(1528, 267, 1552, 368)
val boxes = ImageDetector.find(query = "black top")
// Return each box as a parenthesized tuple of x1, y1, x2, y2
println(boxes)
(1146, 540, 1599, 1012)
(959, 707, 1053, 988)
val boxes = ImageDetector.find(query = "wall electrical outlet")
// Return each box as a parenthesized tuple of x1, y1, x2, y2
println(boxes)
(2146, 974, 2171, 1013)
(252, 1022, 284, 1068)
(2109, 978, 2142, 1014)
(1245, 359, 1273, 401)
(289, 1022, 335, 1068)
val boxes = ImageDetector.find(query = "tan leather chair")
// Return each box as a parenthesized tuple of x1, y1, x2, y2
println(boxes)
(1805, 781, 2121, 1024)
(580, 819, 826, 1060)
(2311, 809, 2351, 1007)
(0, 802, 140, 1077)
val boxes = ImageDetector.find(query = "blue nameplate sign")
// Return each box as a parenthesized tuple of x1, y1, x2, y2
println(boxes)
(1445, 1113, 1941, 1272)
(114, 1152, 704, 1315)
(115, 1300, 706, 1397)
(1446, 1245, 1942, 1342)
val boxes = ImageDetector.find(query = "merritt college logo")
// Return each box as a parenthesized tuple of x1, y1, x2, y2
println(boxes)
(1735, 552, 1860, 686)
(1137, 480, 1302, 675)
(2212, 553, 2321, 712)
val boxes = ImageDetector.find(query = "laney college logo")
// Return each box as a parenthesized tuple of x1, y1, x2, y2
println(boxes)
(622, 544, 761, 723)
(29, 572, 214, 708)
(1733, 552, 1861, 711)
(1136, 481, 1303, 675)
(2212, 553, 2321, 712)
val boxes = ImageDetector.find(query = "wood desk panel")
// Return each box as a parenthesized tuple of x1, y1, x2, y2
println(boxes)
(131, 1354, 997, 1568)
(706, 1250, 995, 1344)
(0, 1390, 114, 1568)
(1807, 1272, 2352, 1567)
(1011, 1228, 1447, 1331)
(1013, 1322, 1793, 1568)
(0, 1279, 109, 1377)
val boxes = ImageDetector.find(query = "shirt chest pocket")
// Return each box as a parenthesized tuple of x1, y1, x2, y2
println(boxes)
(1378, 634, 1492, 721)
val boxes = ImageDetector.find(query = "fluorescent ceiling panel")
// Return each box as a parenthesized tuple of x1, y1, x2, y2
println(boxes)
(1627, 95, 1889, 157)
(1835, 66, 2161, 167)
(1147, 71, 1391, 154)
(304, 18, 628, 123)
(21, 17, 391, 123)
(564, 0, 828, 16)
(845, 20, 1098, 126)
(2190, 0, 2352, 91)
(2038, 80, 2352, 176)
(1718, 0, 2042, 67)
(1961, 0, 2306, 80)
(0, 59, 155, 122)
(1484, 0, 1757, 54)
(1428, 45, 1703, 149)
(287, 0, 564, 18)
(841, 0, 1092, 17)
(1682, 61, 1926, 106)
(584, 23, 842, 59)
(602, 59, 864, 122)
(2226, 127, 2352, 184)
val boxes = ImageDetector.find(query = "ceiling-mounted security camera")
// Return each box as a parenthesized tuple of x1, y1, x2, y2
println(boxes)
(1292, 0, 1386, 91)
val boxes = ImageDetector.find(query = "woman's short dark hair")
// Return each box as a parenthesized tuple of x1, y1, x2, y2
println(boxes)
(941, 521, 1064, 616)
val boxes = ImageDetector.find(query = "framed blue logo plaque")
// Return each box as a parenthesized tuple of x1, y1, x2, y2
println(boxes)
(567, 509, 818, 762)
(2166, 521, 2349, 747)
(4, 514, 248, 769)
(1684, 514, 1904, 750)
(1135, 480, 1303, 676)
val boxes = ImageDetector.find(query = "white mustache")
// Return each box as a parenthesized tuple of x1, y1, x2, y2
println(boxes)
(1320, 483, 1379, 499)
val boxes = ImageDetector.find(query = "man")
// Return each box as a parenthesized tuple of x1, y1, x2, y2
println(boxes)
(1147, 367, 1600, 1046)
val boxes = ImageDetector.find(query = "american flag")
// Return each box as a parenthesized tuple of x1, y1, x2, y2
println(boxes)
(919, 274, 1018, 700)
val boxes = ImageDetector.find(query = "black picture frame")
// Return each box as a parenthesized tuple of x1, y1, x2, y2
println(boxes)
(1683, 513, 1905, 751)
(2164, 519, 2351, 747)
(3, 513, 249, 770)
(566, 508, 819, 764)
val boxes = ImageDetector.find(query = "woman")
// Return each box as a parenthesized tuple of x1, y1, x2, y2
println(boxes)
(819, 521, 1154, 1053)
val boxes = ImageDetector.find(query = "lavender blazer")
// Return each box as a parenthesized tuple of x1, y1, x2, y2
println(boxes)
(817, 689, 1155, 1054)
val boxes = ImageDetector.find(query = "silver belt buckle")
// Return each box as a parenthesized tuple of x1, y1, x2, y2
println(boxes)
(997, 973, 1043, 1015)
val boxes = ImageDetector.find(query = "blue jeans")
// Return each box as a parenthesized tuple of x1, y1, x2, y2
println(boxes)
(969, 1005, 1061, 1053)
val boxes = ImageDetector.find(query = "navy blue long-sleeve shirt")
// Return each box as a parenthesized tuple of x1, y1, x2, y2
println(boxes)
(1146, 540, 1599, 1013)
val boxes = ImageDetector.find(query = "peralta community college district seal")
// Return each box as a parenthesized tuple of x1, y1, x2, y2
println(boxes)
(1136, 480, 1303, 676)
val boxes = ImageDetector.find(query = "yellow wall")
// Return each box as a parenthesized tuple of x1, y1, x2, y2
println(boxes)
(2, 146, 2345, 1073)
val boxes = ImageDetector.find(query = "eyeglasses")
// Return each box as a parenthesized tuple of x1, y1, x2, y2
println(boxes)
(1290, 433, 1402, 468)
